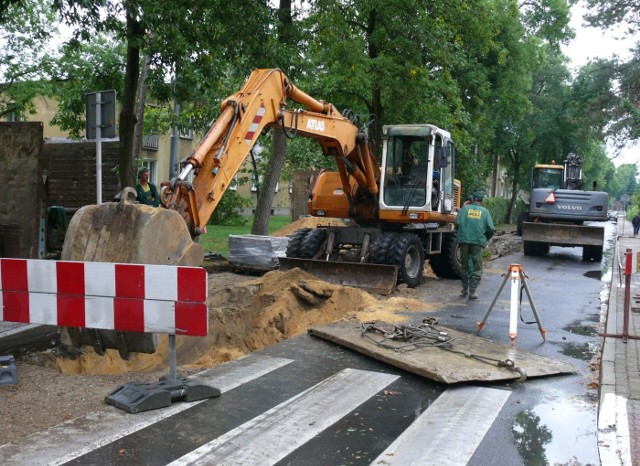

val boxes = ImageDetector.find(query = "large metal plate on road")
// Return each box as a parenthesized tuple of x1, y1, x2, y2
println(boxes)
(278, 257, 398, 295)
(310, 321, 575, 384)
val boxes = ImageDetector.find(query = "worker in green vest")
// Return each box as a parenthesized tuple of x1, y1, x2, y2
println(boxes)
(455, 192, 495, 299)
(135, 167, 160, 207)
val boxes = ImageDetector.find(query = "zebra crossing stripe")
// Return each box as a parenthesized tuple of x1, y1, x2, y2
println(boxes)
(0, 355, 293, 466)
(169, 368, 400, 466)
(371, 386, 511, 465)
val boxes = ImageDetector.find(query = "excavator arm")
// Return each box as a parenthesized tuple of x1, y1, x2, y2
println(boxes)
(164, 68, 379, 238)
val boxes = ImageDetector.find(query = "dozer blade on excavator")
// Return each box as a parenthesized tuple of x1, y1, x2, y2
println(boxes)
(522, 222, 604, 247)
(277, 257, 398, 295)
(60, 188, 204, 357)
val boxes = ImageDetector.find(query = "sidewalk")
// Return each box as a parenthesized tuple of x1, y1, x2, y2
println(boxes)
(598, 217, 640, 465)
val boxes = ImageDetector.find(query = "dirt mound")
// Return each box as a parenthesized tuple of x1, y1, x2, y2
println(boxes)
(271, 216, 347, 237)
(54, 268, 431, 375)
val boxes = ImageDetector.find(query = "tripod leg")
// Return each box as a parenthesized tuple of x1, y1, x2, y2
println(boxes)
(477, 272, 510, 334)
(520, 271, 546, 341)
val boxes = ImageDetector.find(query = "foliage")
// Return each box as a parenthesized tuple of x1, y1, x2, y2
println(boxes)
(584, 0, 640, 34)
(49, 36, 126, 138)
(208, 190, 251, 226)
(4, 0, 638, 228)
(584, 1, 640, 149)
(483, 197, 526, 225)
(0, 1, 57, 118)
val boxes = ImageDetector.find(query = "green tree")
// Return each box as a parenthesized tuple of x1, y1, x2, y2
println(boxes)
(0, 1, 58, 118)
(584, 1, 640, 149)
(53, 0, 274, 189)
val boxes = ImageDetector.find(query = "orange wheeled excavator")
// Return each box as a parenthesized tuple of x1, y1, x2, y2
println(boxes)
(62, 68, 462, 354)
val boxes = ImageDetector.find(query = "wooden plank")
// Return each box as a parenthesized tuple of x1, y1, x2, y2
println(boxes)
(310, 321, 575, 384)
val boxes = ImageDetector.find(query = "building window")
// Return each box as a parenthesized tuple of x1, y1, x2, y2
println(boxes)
(142, 135, 159, 150)
(5, 109, 24, 122)
(179, 126, 194, 140)
(251, 175, 261, 192)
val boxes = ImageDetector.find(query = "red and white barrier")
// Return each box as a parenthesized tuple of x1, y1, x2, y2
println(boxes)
(0, 258, 208, 336)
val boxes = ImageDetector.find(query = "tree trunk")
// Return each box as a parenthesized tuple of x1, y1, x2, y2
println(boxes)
(131, 54, 150, 161)
(118, 10, 143, 189)
(251, 129, 287, 235)
(251, 0, 292, 235)
(507, 158, 521, 224)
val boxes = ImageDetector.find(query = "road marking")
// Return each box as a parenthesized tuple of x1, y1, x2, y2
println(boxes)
(0, 355, 292, 466)
(598, 392, 632, 465)
(169, 368, 399, 466)
(371, 385, 511, 465)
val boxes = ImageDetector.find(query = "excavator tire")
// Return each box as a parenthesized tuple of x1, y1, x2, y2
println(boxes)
(582, 245, 603, 262)
(523, 240, 549, 256)
(516, 212, 529, 236)
(285, 228, 312, 258)
(300, 228, 328, 259)
(370, 232, 396, 264)
(388, 233, 424, 288)
(429, 233, 462, 279)
(60, 188, 204, 357)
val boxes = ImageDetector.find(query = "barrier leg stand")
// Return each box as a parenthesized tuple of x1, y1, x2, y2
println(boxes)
(105, 334, 221, 414)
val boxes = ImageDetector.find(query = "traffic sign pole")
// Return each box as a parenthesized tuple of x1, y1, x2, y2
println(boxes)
(96, 92, 102, 204)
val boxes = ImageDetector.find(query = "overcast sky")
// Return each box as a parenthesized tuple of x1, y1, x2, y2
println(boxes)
(562, 1, 638, 168)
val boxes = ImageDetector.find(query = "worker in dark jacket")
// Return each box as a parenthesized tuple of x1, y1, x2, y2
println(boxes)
(633, 213, 640, 236)
(455, 192, 495, 299)
(135, 167, 160, 207)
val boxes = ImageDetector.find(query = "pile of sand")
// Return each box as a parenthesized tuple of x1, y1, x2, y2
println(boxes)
(55, 268, 432, 375)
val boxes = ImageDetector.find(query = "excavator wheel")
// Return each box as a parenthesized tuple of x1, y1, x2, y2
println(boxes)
(370, 232, 396, 264)
(582, 245, 603, 262)
(429, 233, 462, 279)
(300, 228, 328, 259)
(523, 241, 549, 256)
(285, 228, 312, 258)
(516, 212, 529, 236)
(388, 233, 424, 288)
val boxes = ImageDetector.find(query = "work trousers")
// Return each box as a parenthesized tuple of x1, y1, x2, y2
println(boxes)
(459, 243, 484, 290)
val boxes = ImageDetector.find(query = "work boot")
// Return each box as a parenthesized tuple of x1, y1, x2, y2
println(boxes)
(460, 287, 468, 296)
(469, 288, 478, 300)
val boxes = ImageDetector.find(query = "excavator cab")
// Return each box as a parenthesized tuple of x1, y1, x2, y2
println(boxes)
(378, 124, 457, 222)
(531, 165, 564, 190)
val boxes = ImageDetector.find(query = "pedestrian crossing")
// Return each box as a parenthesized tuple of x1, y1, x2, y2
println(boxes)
(0, 354, 511, 466)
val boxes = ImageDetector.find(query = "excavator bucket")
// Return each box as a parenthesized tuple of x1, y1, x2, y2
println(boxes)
(278, 257, 398, 295)
(60, 188, 204, 357)
(62, 189, 204, 266)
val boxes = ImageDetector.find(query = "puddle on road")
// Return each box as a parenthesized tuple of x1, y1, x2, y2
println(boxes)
(583, 270, 601, 280)
(559, 341, 598, 361)
(562, 322, 598, 337)
(512, 394, 598, 465)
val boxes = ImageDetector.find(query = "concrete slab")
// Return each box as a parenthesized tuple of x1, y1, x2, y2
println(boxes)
(309, 321, 576, 384)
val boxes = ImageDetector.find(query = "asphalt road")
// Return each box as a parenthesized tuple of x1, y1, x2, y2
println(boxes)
(0, 222, 613, 465)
